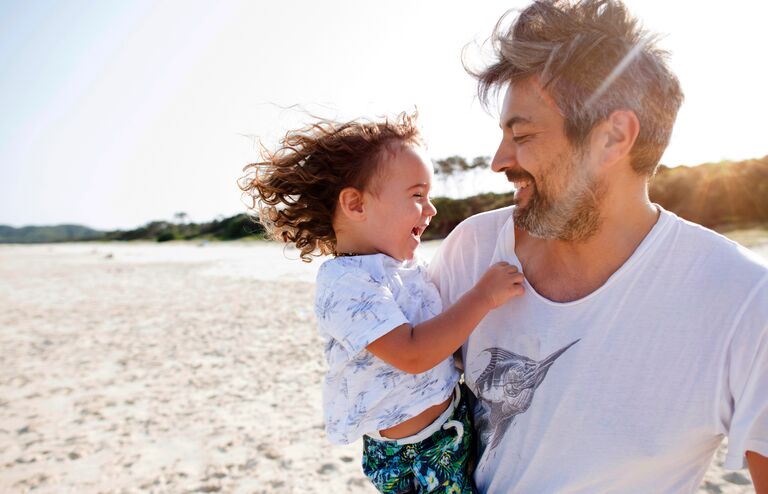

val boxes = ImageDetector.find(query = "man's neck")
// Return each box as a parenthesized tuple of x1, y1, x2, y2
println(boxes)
(515, 199, 659, 303)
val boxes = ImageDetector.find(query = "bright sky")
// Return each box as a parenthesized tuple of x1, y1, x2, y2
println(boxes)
(1, 0, 766, 230)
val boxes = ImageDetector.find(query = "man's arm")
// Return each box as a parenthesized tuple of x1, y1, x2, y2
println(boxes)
(748, 450, 768, 493)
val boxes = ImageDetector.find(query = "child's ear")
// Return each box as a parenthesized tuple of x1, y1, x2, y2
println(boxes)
(337, 187, 366, 221)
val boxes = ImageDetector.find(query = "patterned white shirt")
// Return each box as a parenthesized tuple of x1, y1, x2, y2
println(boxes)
(315, 254, 459, 444)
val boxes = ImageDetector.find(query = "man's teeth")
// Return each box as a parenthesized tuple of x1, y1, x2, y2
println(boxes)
(514, 180, 532, 189)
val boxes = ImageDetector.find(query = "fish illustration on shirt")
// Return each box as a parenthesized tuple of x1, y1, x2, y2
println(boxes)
(475, 339, 580, 449)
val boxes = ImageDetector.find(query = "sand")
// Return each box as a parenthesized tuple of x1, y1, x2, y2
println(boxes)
(0, 240, 762, 493)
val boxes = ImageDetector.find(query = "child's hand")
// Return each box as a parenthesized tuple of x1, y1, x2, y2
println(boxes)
(472, 262, 525, 310)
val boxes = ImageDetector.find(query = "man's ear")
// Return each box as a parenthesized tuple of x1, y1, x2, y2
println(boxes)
(337, 187, 366, 221)
(593, 109, 640, 167)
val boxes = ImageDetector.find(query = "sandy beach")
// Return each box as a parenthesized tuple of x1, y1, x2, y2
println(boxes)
(1, 240, 763, 493)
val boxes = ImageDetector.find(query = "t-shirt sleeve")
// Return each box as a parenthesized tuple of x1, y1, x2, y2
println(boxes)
(315, 267, 410, 357)
(723, 275, 768, 469)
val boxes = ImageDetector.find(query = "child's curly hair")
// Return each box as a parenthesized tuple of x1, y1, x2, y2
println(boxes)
(239, 112, 423, 262)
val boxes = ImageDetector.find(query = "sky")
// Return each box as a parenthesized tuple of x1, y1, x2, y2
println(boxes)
(1, 0, 767, 230)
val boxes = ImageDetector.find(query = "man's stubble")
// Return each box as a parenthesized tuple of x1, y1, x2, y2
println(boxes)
(513, 150, 606, 242)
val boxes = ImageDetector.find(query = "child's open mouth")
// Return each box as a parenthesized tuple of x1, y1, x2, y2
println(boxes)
(411, 225, 427, 239)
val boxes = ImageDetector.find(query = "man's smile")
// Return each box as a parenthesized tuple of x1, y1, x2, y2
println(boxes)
(513, 183, 533, 206)
(505, 169, 534, 184)
(505, 169, 536, 206)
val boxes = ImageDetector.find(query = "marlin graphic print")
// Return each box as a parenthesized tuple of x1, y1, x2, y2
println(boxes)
(475, 339, 580, 450)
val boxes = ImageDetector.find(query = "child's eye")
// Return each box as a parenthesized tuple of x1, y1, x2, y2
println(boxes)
(413, 193, 424, 198)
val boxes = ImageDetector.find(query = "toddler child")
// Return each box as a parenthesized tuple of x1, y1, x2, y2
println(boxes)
(240, 113, 523, 493)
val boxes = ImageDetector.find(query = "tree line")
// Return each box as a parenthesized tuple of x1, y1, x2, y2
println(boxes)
(425, 154, 768, 238)
(100, 154, 768, 242)
(1, 155, 766, 243)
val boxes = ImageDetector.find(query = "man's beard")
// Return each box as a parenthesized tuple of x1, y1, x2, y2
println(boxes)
(511, 153, 605, 242)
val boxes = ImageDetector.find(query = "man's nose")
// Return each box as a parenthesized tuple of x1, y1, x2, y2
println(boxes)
(491, 143, 514, 173)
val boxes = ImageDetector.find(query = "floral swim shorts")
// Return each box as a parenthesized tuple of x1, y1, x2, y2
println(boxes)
(362, 384, 477, 494)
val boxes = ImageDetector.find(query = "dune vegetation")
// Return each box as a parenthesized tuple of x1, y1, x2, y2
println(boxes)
(1, 155, 766, 244)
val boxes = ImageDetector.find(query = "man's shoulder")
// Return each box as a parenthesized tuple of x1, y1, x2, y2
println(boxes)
(440, 206, 514, 253)
(659, 210, 768, 314)
(664, 209, 768, 277)
(453, 205, 515, 236)
(441, 206, 511, 252)
(429, 206, 514, 286)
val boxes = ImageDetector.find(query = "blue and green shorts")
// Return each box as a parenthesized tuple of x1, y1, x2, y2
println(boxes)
(361, 384, 477, 494)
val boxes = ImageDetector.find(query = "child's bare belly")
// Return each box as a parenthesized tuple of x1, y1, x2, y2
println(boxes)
(378, 395, 452, 439)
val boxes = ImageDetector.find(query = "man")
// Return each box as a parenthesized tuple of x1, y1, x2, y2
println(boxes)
(429, 0, 768, 492)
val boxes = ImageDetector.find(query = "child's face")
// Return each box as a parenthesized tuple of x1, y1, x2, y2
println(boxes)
(362, 145, 437, 261)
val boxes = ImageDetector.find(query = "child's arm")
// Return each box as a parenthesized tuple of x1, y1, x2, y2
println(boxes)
(366, 261, 524, 374)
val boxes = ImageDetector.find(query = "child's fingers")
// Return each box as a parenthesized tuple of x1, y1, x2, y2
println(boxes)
(505, 282, 525, 300)
(492, 261, 520, 273)
(495, 282, 524, 305)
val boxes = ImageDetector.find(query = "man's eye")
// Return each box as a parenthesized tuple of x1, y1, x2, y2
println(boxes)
(413, 193, 424, 198)
(513, 135, 530, 143)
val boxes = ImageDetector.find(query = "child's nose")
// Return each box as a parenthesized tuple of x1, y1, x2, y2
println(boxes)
(425, 199, 437, 217)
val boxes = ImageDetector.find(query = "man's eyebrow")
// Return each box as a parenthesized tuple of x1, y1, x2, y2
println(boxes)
(501, 116, 532, 129)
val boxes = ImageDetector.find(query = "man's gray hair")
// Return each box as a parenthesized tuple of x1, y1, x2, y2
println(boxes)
(470, 0, 684, 175)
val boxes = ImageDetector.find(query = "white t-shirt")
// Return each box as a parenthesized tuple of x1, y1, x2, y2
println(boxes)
(315, 254, 459, 445)
(429, 205, 768, 494)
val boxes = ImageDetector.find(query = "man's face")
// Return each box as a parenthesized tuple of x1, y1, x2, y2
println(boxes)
(491, 77, 605, 241)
